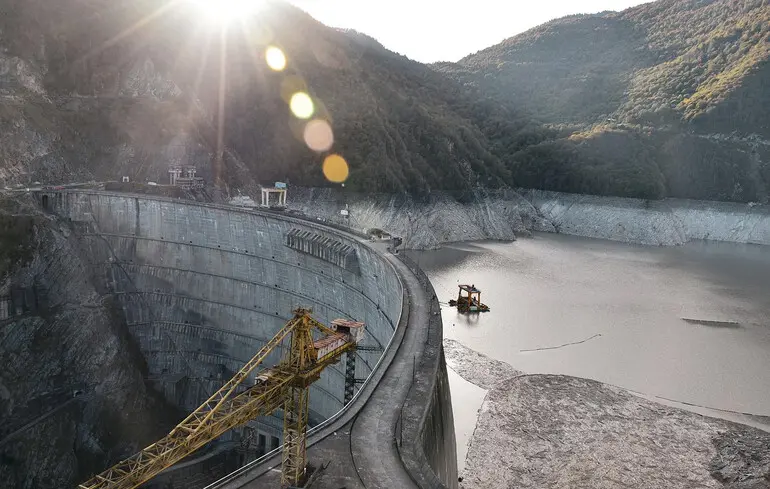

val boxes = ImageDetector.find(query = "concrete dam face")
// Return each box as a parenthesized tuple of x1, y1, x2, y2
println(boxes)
(47, 191, 403, 471)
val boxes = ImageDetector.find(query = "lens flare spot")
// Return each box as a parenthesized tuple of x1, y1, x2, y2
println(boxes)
(323, 154, 349, 183)
(303, 120, 334, 152)
(290, 92, 314, 119)
(265, 46, 286, 71)
(280, 75, 307, 103)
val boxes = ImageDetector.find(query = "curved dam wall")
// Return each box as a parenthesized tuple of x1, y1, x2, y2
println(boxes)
(45, 191, 402, 450)
(398, 254, 459, 489)
(522, 189, 770, 246)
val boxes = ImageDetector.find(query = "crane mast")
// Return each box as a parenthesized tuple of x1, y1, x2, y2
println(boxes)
(77, 308, 363, 489)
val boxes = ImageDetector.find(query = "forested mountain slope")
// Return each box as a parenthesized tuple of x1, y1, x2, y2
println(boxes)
(437, 0, 770, 202)
(1, 0, 767, 203)
(0, 0, 542, 196)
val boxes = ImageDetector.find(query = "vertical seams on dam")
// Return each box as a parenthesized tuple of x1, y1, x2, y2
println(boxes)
(46, 191, 402, 469)
(38, 189, 459, 489)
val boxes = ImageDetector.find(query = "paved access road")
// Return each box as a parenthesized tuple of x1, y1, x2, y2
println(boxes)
(347, 250, 429, 489)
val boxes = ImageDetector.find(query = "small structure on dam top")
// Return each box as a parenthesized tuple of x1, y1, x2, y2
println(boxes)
(169, 166, 205, 189)
(449, 284, 490, 313)
(261, 181, 288, 208)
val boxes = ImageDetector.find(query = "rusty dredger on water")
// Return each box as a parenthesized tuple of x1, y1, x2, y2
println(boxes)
(448, 284, 490, 313)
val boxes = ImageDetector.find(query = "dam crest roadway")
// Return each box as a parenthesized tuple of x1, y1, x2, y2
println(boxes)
(38, 189, 457, 489)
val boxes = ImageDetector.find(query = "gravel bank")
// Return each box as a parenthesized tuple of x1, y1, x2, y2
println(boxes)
(443, 340, 770, 489)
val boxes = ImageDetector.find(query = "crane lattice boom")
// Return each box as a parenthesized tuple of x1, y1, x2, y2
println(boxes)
(78, 308, 361, 489)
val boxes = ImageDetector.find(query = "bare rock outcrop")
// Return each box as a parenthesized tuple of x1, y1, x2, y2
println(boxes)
(445, 340, 770, 489)
(0, 197, 177, 488)
(288, 187, 553, 249)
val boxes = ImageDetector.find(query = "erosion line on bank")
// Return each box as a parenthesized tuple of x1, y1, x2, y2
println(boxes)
(520, 333, 602, 352)
(650, 394, 770, 420)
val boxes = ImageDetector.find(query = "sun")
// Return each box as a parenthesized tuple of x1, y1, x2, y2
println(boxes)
(187, 0, 264, 24)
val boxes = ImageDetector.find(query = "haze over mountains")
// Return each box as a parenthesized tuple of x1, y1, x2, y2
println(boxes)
(0, 0, 768, 202)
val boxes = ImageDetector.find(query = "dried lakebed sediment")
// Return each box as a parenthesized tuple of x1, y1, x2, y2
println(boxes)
(444, 339, 770, 489)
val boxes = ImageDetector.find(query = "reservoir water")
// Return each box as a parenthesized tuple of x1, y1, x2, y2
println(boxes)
(411, 232, 770, 465)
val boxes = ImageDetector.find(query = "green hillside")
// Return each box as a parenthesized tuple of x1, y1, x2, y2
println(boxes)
(0, 0, 541, 196)
(440, 0, 769, 133)
(437, 0, 770, 202)
(1, 0, 767, 202)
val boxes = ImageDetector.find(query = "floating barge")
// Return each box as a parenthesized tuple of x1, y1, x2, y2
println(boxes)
(448, 284, 490, 313)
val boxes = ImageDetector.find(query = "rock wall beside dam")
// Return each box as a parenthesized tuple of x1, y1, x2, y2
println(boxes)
(45, 191, 403, 469)
(0, 205, 177, 489)
(287, 187, 550, 249)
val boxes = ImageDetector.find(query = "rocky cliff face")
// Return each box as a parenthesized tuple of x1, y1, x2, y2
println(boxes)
(287, 187, 553, 249)
(0, 196, 177, 489)
(286, 186, 770, 249)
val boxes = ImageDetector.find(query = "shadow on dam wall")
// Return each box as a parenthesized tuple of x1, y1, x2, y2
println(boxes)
(40, 190, 458, 489)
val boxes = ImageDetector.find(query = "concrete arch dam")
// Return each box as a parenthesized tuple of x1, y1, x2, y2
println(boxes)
(43, 190, 457, 489)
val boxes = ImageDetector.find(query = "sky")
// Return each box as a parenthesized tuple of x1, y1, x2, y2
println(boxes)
(288, 0, 651, 63)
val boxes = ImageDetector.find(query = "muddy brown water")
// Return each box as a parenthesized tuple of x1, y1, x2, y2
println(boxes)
(411, 233, 770, 418)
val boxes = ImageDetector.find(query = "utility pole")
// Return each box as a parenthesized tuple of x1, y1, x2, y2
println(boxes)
(339, 183, 350, 228)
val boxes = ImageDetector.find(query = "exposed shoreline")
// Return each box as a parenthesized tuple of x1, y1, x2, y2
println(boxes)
(522, 189, 770, 247)
(444, 339, 770, 434)
(286, 187, 770, 249)
(443, 339, 770, 489)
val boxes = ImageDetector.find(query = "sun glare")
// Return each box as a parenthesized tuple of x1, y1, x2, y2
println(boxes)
(188, 0, 263, 24)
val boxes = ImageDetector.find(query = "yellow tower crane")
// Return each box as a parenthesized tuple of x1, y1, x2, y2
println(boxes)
(77, 308, 364, 489)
